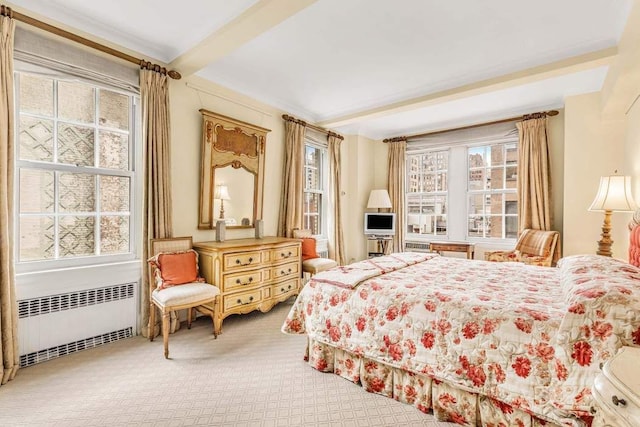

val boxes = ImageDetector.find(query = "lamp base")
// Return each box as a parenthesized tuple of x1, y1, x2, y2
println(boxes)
(596, 210, 613, 257)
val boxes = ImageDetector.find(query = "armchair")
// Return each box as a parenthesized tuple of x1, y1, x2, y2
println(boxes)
(484, 229, 560, 267)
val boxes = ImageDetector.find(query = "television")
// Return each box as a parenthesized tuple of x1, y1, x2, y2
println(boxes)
(364, 212, 396, 236)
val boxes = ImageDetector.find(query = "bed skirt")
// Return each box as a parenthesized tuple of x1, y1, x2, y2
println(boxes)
(306, 338, 568, 427)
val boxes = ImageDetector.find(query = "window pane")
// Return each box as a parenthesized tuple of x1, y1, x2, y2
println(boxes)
(435, 215, 447, 235)
(59, 216, 95, 257)
(101, 216, 129, 254)
(489, 194, 503, 215)
(19, 216, 54, 261)
(305, 146, 321, 191)
(468, 169, 485, 191)
(505, 166, 517, 188)
(58, 123, 95, 166)
(20, 75, 54, 116)
(436, 171, 447, 192)
(505, 144, 517, 164)
(20, 169, 54, 213)
(468, 147, 487, 167)
(468, 194, 485, 216)
(489, 145, 504, 167)
(488, 216, 503, 238)
(437, 152, 448, 170)
(59, 173, 95, 212)
(99, 131, 129, 170)
(19, 116, 54, 162)
(100, 176, 130, 212)
(506, 216, 518, 239)
(99, 90, 129, 130)
(490, 168, 505, 190)
(58, 81, 95, 124)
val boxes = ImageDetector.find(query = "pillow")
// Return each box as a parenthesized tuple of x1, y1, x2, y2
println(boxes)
(148, 250, 203, 290)
(301, 237, 319, 261)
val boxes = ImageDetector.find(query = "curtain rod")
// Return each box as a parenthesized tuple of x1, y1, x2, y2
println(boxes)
(282, 114, 344, 140)
(383, 109, 559, 142)
(0, 4, 181, 80)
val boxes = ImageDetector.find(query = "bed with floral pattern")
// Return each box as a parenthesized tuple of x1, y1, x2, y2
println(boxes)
(282, 251, 640, 426)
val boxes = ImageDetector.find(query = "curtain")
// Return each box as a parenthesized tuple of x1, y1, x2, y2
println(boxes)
(277, 118, 305, 237)
(328, 133, 345, 265)
(140, 66, 174, 338)
(0, 9, 19, 386)
(516, 116, 552, 232)
(387, 140, 407, 253)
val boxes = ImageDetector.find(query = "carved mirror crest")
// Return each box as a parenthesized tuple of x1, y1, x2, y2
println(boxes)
(198, 109, 269, 230)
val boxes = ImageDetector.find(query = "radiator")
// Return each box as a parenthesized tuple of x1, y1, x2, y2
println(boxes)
(405, 242, 432, 252)
(18, 282, 137, 367)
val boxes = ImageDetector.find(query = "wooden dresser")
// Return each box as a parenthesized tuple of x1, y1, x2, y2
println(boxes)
(193, 237, 301, 334)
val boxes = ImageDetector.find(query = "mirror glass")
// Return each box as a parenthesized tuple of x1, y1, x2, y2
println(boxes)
(213, 166, 255, 227)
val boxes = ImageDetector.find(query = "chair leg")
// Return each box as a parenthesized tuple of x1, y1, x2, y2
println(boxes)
(211, 297, 218, 339)
(187, 307, 193, 329)
(149, 302, 156, 342)
(162, 310, 170, 359)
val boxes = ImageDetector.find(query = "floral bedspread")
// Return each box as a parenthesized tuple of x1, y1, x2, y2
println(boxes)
(282, 253, 640, 425)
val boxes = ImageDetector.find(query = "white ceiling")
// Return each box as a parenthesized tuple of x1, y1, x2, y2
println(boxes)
(7, 0, 633, 140)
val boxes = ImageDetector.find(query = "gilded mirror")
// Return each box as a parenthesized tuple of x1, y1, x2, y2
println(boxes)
(198, 109, 269, 229)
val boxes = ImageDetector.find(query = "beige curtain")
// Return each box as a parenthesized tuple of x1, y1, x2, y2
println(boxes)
(140, 66, 175, 338)
(0, 9, 19, 386)
(387, 140, 407, 253)
(278, 118, 305, 237)
(328, 133, 345, 265)
(516, 116, 552, 233)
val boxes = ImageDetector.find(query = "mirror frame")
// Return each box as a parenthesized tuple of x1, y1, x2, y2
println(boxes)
(198, 109, 270, 230)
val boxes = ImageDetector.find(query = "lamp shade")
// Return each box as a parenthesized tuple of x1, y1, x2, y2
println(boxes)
(214, 184, 231, 201)
(588, 175, 637, 212)
(367, 189, 392, 209)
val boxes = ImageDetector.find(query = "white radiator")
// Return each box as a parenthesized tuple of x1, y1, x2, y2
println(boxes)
(18, 283, 136, 367)
(404, 242, 431, 252)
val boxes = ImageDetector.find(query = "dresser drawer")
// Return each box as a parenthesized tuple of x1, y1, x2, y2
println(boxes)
(222, 270, 263, 292)
(272, 261, 299, 279)
(593, 373, 639, 426)
(272, 278, 299, 298)
(223, 250, 264, 271)
(223, 289, 262, 311)
(272, 245, 300, 263)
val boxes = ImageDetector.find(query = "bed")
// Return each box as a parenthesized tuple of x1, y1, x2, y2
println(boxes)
(282, 241, 640, 426)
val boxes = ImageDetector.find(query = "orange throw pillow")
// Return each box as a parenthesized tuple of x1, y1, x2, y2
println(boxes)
(301, 237, 319, 261)
(157, 251, 199, 287)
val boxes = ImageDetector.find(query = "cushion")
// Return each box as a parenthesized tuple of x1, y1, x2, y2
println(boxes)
(148, 250, 204, 290)
(302, 258, 338, 275)
(152, 282, 219, 307)
(301, 237, 319, 261)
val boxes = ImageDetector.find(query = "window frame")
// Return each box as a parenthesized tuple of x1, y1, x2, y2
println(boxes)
(303, 139, 329, 239)
(404, 136, 519, 245)
(14, 71, 140, 273)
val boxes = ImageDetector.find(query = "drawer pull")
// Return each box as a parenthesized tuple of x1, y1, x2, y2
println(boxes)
(280, 268, 292, 275)
(235, 277, 254, 285)
(280, 284, 293, 292)
(612, 395, 627, 407)
(236, 296, 254, 305)
(281, 251, 292, 258)
(235, 257, 254, 266)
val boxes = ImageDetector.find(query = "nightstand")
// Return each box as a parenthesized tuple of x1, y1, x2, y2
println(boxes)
(592, 346, 640, 426)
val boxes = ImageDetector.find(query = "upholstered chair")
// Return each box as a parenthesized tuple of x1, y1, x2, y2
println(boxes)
(484, 229, 560, 267)
(292, 229, 338, 277)
(148, 237, 220, 358)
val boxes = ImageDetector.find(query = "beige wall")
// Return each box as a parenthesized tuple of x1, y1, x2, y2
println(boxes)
(547, 111, 565, 242)
(563, 92, 629, 258)
(169, 75, 288, 243)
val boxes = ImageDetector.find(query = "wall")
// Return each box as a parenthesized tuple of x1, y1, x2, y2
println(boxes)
(563, 92, 629, 258)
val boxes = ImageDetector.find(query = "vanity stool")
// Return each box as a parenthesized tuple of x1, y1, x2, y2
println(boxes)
(592, 346, 640, 426)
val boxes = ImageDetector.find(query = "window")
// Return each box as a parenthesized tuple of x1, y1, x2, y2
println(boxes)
(15, 72, 135, 265)
(467, 143, 518, 239)
(405, 135, 518, 242)
(406, 150, 448, 237)
(303, 144, 326, 236)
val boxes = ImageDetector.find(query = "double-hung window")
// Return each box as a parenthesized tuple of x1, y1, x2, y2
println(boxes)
(303, 143, 327, 236)
(16, 72, 136, 268)
(404, 125, 519, 244)
(406, 150, 448, 237)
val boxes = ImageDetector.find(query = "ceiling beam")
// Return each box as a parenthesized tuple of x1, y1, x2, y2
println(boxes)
(319, 48, 618, 129)
(170, 0, 318, 77)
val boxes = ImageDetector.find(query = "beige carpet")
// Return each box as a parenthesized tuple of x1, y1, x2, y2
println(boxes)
(0, 299, 454, 426)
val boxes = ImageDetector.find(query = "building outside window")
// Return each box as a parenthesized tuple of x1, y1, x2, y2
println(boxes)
(15, 72, 135, 267)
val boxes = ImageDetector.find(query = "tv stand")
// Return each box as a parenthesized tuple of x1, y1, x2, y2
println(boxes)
(366, 235, 392, 258)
